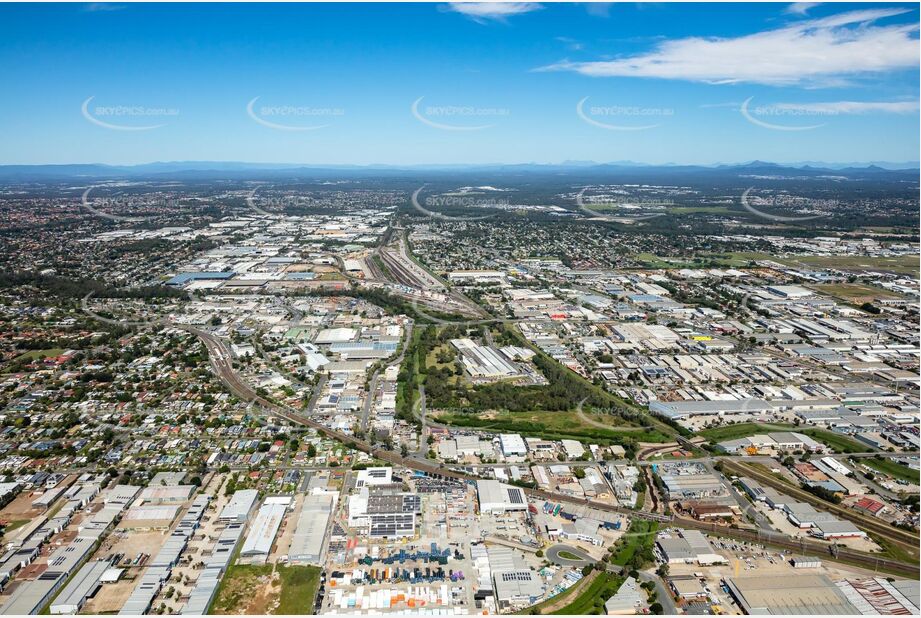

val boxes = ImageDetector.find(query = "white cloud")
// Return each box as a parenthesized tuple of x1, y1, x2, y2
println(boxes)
(786, 2, 820, 16)
(769, 100, 920, 114)
(83, 2, 126, 11)
(537, 8, 919, 86)
(556, 36, 584, 51)
(445, 2, 542, 22)
(584, 2, 614, 18)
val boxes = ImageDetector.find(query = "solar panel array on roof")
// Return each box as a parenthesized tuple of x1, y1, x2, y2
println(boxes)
(366, 493, 421, 515)
(368, 512, 415, 538)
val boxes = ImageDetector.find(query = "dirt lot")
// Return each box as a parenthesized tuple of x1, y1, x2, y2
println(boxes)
(211, 564, 278, 614)
(273, 495, 302, 559)
(81, 579, 138, 614)
(96, 528, 172, 569)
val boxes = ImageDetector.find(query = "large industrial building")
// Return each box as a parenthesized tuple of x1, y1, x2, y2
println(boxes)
(656, 463, 725, 500)
(476, 480, 528, 514)
(726, 574, 860, 614)
(289, 493, 336, 564)
(218, 488, 258, 523)
(239, 500, 289, 564)
(348, 488, 421, 538)
(451, 339, 521, 379)
(656, 529, 727, 565)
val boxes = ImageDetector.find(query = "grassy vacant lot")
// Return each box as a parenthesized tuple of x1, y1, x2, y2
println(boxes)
(210, 564, 320, 615)
(861, 457, 921, 484)
(274, 565, 321, 614)
(748, 462, 796, 486)
(809, 283, 904, 303)
(516, 571, 596, 615)
(631, 251, 920, 277)
(699, 422, 793, 442)
(788, 255, 920, 277)
(433, 410, 671, 445)
(2, 519, 29, 532)
(13, 348, 64, 361)
(550, 572, 623, 615)
(798, 428, 866, 454)
(611, 519, 659, 567)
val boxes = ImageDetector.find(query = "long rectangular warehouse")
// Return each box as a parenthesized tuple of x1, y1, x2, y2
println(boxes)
(289, 494, 335, 565)
(238, 503, 287, 564)
(50, 559, 110, 614)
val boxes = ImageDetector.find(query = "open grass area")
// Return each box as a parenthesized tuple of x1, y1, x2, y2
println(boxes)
(809, 283, 904, 303)
(798, 428, 866, 454)
(275, 565, 322, 614)
(1, 519, 29, 533)
(631, 251, 919, 277)
(611, 519, 659, 568)
(556, 550, 583, 561)
(698, 422, 795, 442)
(549, 572, 623, 615)
(634, 489, 646, 510)
(210, 564, 272, 614)
(433, 410, 671, 445)
(747, 462, 795, 486)
(516, 571, 595, 615)
(209, 564, 320, 615)
(786, 254, 920, 277)
(872, 534, 919, 565)
(861, 457, 921, 484)
(13, 348, 64, 362)
(635, 253, 694, 269)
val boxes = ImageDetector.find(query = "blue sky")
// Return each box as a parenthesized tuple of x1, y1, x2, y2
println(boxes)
(0, 2, 918, 165)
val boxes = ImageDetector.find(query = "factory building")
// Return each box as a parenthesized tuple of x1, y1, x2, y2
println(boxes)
(239, 501, 289, 565)
(218, 489, 258, 523)
(726, 574, 859, 614)
(289, 493, 336, 564)
(476, 480, 528, 514)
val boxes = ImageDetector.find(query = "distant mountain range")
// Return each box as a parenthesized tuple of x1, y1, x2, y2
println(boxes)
(0, 160, 917, 182)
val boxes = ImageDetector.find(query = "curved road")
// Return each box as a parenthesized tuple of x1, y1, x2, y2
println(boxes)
(546, 544, 593, 567)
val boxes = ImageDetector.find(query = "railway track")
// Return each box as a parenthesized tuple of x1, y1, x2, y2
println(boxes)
(81, 294, 920, 580)
(721, 459, 920, 560)
(185, 326, 918, 578)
